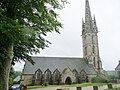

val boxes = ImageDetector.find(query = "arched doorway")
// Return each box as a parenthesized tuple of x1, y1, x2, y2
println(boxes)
(65, 77, 72, 84)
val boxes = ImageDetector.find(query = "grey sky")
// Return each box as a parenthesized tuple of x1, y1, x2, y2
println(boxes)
(14, 0, 120, 71)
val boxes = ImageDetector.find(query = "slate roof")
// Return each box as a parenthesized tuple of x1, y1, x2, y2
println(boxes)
(22, 56, 96, 75)
(106, 71, 118, 77)
(115, 61, 120, 71)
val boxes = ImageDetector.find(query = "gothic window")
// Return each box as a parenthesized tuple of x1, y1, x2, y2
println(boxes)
(73, 69, 78, 77)
(93, 57, 96, 67)
(37, 72, 40, 79)
(53, 69, 60, 84)
(85, 47, 87, 55)
(92, 35, 94, 43)
(98, 60, 102, 69)
(44, 69, 51, 80)
(35, 69, 42, 80)
(53, 69, 60, 79)
(46, 73, 50, 79)
(73, 69, 78, 83)
(81, 72, 86, 78)
(92, 45, 95, 54)
(79, 70, 87, 82)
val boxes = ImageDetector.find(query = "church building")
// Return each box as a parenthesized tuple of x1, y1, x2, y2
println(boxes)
(21, 0, 103, 85)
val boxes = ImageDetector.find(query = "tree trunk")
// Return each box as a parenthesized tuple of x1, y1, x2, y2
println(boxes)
(0, 44, 13, 90)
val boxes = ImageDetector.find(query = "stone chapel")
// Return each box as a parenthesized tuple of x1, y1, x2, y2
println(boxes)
(21, 0, 103, 85)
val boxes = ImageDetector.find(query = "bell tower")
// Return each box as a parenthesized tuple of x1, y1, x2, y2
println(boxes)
(82, 0, 102, 72)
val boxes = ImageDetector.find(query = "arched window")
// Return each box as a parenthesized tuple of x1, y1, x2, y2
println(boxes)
(93, 57, 96, 67)
(92, 45, 95, 54)
(53, 69, 60, 79)
(53, 69, 60, 84)
(73, 69, 78, 83)
(79, 70, 87, 83)
(92, 35, 94, 44)
(98, 60, 102, 69)
(44, 69, 51, 80)
(85, 47, 87, 55)
(35, 69, 42, 80)
(73, 69, 78, 77)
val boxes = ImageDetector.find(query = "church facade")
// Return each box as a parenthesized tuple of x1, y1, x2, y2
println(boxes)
(21, 0, 103, 85)
(21, 57, 97, 85)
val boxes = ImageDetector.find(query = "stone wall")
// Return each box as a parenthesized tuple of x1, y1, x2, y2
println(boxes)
(21, 68, 89, 85)
(21, 74, 33, 85)
(56, 84, 120, 90)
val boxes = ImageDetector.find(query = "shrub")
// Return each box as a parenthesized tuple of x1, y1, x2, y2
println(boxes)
(107, 75, 118, 83)
(91, 76, 108, 83)
(43, 81, 49, 86)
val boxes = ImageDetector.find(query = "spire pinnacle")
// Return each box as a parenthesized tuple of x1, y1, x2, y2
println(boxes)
(93, 15, 96, 23)
(82, 18, 84, 25)
(85, 0, 92, 22)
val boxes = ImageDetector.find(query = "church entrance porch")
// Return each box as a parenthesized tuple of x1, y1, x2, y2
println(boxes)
(65, 77, 72, 84)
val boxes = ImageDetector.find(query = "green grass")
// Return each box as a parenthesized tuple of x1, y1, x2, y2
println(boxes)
(74, 83, 106, 86)
(28, 85, 57, 89)
(28, 83, 107, 89)
(105, 88, 120, 90)
(66, 83, 107, 87)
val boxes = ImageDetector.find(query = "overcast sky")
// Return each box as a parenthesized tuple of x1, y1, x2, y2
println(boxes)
(14, 0, 120, 71)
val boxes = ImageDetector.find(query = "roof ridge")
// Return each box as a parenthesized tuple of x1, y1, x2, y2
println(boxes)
(32, 56, 83, 59)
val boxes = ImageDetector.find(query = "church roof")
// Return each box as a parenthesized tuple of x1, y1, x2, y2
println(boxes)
(22, 56, 96, 75)
(115, 61, 120, 71)
(106, 71, 118, 77)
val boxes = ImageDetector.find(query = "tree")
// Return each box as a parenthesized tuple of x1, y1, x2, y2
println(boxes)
(0, 0, 65, 90)
(9, 67, 21, 84)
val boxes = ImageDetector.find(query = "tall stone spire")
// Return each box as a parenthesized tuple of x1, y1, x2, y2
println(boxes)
(82, 0, 103, 72)
(85, 0, 92, 22)
(84, 0, 93, 33)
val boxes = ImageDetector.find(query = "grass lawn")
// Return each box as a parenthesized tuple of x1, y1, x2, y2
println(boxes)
(67, 83, 107, 87)
(28, 85, 57, 89)
(28, 83, 107, 89)
(105, 88, 120, 90)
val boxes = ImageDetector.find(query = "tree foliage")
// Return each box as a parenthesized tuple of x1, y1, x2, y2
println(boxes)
(91, 76, 108, 83)
(0, 0, 63, 65)
(9, 67, 21, 84)
(0, 0, 65, 89)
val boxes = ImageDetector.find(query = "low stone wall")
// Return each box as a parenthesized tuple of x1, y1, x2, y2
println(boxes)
(30, 84, 120, 90)
(96, 85, 108, 90)
(57, 84, 120, 90)
(57, 87, 76, 90)
(82, 86, 93, 90)
(112, 83, 120, 88)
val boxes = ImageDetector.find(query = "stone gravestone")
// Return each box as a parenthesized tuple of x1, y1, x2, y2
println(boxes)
(76, 87, 82, 90)
(93, 86, 98, 90)
(108, 84, 113, 89)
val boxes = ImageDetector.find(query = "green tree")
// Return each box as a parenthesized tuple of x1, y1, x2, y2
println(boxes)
(9, 67, 21, 84)
(91, 76, 108, 83)
(0, 0, 65, 90)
